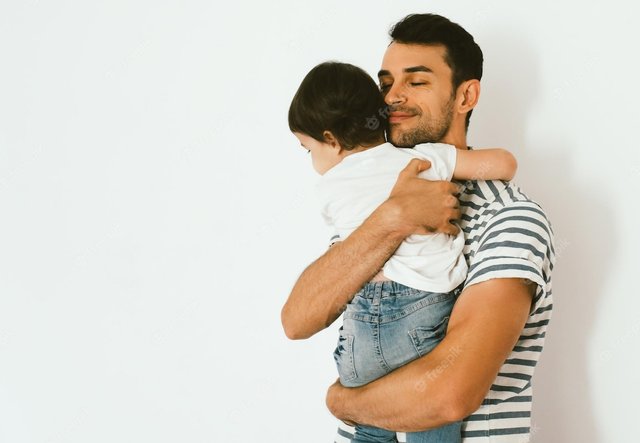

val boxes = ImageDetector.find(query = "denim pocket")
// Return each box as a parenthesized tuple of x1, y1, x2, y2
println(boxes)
(333, 327, 357, 383)
(408, 315, 450, 357)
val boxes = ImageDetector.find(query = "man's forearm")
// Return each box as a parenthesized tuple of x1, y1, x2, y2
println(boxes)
(326, 279, 533, 431)
(327, 336, 465, 432)
(281, 202, 407, 339)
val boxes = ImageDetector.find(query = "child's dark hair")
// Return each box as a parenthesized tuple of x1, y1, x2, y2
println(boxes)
(288, 62, 387, 150)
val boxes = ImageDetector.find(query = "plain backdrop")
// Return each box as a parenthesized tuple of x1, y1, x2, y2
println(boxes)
(1, 1, 639, 442)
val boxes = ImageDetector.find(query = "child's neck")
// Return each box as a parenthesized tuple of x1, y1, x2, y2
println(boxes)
(340, 138, 386, 159)
(321, 137, 387, 175)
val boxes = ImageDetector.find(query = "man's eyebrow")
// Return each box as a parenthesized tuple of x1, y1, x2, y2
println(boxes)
(405, 65, 433, 74)
(377, 66, 433, 78)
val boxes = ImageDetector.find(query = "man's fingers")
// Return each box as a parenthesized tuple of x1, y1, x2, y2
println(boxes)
(400, 158, 432, 177)
(442, 222, 461, 236)
(413, 225, 436, 235)
(442, 181, 460, 197)
(444, 194, 459, 209)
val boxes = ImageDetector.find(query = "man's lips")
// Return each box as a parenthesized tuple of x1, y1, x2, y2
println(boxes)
(388, 113, 415, 123)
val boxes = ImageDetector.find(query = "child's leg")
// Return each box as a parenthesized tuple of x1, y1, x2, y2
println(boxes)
(334, 322, 398, 443)
(333, 284, 400, 443)
(351, 424, 399, 443)
(333, 284, 394, 388)
(405, 422, 462, 443)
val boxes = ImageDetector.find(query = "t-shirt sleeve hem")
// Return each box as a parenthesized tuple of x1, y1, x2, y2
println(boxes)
(463, 258, 548, 315)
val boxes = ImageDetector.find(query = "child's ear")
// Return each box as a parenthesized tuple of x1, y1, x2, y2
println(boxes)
(322, 131, 340, 148)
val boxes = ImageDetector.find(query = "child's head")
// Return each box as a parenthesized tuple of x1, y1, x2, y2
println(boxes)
(288, 61, 387, 174)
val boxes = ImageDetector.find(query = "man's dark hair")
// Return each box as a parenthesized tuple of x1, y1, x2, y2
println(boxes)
(288, 62, 387, 150)
(390, 13, 483, 130)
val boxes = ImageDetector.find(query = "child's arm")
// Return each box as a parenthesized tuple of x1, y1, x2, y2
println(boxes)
(453, 148, 518, 181)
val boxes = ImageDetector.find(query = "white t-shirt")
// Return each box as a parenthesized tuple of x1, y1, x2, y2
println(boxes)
(316, 141, 467, 293)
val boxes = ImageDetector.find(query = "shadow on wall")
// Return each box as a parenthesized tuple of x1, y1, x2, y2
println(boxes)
(472, 28, 615, 443)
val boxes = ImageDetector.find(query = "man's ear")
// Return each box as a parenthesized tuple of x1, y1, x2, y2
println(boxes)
(456, 79, 481, 115)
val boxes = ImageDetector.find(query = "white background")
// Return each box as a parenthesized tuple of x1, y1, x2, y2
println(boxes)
(1, 1, 639, 442)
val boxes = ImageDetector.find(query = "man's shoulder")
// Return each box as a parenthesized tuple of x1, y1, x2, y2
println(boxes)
(458, 179, 534, 207)
(457, 179, 551, 229)
(458, 179, 555, 290)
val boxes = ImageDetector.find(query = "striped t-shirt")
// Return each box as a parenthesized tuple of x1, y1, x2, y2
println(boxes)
(333, 178, 555, 443)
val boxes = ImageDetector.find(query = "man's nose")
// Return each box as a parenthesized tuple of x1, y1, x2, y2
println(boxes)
(384, 83, 406, 106)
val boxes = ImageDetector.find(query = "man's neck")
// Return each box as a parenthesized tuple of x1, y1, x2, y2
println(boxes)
(439, 132, 469, 150)
(438, 120, 470, 150)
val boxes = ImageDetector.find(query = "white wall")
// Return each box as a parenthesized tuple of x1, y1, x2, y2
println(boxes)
(1, 1, 638, 442)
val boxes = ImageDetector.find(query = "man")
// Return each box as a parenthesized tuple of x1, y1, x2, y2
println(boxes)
(281, 13, 554, 442)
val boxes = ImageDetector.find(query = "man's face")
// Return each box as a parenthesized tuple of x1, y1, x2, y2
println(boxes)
(379, 43, 456, 147)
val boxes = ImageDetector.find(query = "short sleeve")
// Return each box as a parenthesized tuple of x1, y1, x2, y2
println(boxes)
(412, 142, 457, 181)
(320, 209, 341, 249)
(464, 201, 555, 314)
(328, 233, 341, 248)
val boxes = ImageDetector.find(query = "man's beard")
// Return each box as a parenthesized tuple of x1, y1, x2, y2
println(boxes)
(389, 96, 455, 148)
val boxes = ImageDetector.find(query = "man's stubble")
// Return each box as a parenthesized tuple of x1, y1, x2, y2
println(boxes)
(388, 95, 455, 148)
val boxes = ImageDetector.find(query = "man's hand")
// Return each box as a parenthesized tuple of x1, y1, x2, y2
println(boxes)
(327, 379, 358, 426)
(387, 158, 461, 236)
(329, 379, 358, 428)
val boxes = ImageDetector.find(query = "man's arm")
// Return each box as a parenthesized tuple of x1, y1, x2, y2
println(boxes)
(326, 278, 535, 431)
(281, 159, 461, 340)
